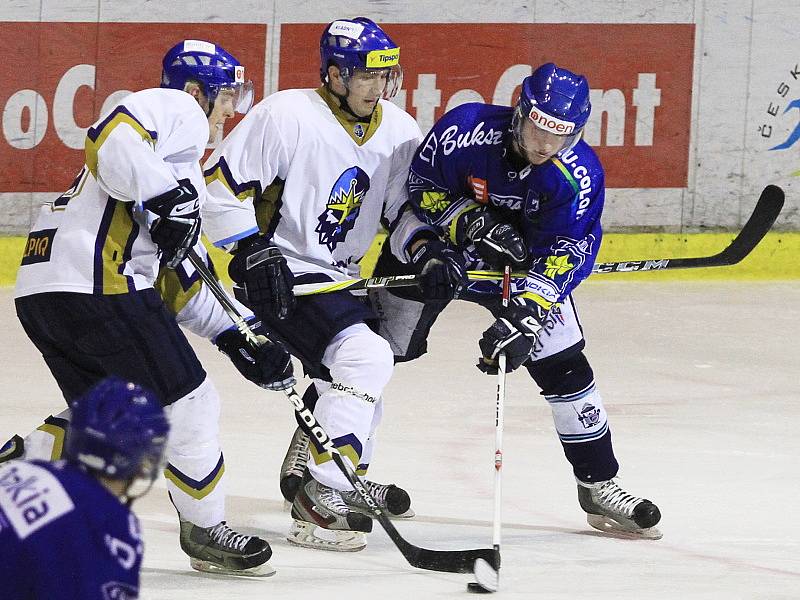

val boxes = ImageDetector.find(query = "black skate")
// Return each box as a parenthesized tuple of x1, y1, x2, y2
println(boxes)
(179, 520, 275, 576)
(577, 478, 662, 539)
(341, 480, 415, 519)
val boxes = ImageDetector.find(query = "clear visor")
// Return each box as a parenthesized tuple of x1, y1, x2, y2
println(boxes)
(211, 80, 254, 115)
(511, 106, 582, 159)
(342, 64, 403, 100)
(123, 441, 168, 502)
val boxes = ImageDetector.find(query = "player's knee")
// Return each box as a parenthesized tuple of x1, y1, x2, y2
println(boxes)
(324, 323, 394, 397)
(164, 376, 221, 451)
(527, 350, 594, 397)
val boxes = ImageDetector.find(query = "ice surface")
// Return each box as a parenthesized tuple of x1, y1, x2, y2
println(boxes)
(2, 281, 798, 599)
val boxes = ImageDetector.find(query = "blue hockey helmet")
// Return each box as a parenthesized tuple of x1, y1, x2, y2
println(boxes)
(161, 39, 253, 114)
(513, 63, 592, 156)
(319, 17, 402, 99)
(65, 377, 169, 491)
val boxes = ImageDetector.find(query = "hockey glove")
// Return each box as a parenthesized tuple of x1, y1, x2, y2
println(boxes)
(408, 239, 467, 300)
(477, 296, 546, 374)
(228, 235, 295, 320)
(458, 208, 528, 269)
(144, 179, 201, 269)
(216, 326, 296, 391)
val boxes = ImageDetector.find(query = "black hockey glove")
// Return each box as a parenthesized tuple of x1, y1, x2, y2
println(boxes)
(477, 296, 546, 374)
(228, 235, 295, 320)
(408, 239, 468, 300)
(215, 326, 296, 391)
(458, 208, 528, 269)
(144, 179, 201, 269)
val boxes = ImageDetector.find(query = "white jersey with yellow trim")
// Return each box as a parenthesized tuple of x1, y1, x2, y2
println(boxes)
(202, 87, 425, 281)
(14, 88, 209, 298)
(157, 240, 254, 341)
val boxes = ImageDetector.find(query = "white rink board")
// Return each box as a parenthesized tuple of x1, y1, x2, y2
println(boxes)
(1, 281, 798, 599)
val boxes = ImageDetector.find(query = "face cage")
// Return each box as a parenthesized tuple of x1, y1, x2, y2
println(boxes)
(207, 79, 254, 114)
(121, 441, 168, 503)
(511, 105, 583, 158)
(340, 64, 403, 100)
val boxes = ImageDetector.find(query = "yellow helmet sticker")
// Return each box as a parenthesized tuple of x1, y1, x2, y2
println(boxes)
(366, 47, 400, 68)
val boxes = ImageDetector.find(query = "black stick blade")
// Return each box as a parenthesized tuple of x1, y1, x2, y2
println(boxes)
(714, 184, 784, 265)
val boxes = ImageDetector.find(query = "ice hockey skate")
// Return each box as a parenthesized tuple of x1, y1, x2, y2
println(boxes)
(577, 478, 662, 539)
(179, 520, 275, 576)
(288, 469, 373, 552)
(341, 480, 415, 519)
(279, 426, 309, 506)
(280, 426, 415, 518)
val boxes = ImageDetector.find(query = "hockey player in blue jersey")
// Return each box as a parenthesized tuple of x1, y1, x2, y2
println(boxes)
(0, 377, 169, 600)
(370, 63, 662, 538)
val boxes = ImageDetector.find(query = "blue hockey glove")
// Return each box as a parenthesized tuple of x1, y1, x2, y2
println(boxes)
(216, 325, 295, 391)
(458, 208, 528, 269)
(144, 179, 201, 269)
(408, 239, 467, 300)
(228, 235, 295, 320)
(477, 296, 546, 374)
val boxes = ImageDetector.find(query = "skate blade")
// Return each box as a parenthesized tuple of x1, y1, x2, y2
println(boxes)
(586, 514, 663, 540)
(189, 557, 276, 577)
(287, 519, 367, 552)
(351, 506, 416, 520)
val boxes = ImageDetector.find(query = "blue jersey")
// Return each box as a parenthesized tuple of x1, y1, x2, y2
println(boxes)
(408, 102, 604, 304)
(0, 460, 142, 600)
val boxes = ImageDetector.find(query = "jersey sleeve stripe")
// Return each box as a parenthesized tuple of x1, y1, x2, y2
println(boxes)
(551, 158, 580, 193)
(93, 200, 137, 295)
(85, 106, 158, 178)
(203, 157, 262, 201)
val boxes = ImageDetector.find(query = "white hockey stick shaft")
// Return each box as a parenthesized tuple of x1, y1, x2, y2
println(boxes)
(492, 265, 511, 573)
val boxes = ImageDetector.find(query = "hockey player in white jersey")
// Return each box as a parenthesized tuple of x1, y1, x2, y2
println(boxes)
(8, 40, 289, 576)
(202, 18, 449, 551)
(1, 377, 169, 600)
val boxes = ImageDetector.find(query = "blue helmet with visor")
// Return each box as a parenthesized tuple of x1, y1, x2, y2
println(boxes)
(513, 63, 591, 156)
(319, 17, 402, 100)
(161, 39, 254, 115)
(64, 377, 169, 500)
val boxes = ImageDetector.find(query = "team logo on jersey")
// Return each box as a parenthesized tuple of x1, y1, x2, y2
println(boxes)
(316, 166, 371, 251)
(543, 254, 575, 279)
(353, 123, 365, 139)
(419, 190, 451, 214)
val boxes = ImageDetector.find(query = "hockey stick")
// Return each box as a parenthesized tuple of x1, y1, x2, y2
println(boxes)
(468, 265, 511, 594)
(186, 250, 496, 574)
(292, 185, 785, 296)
